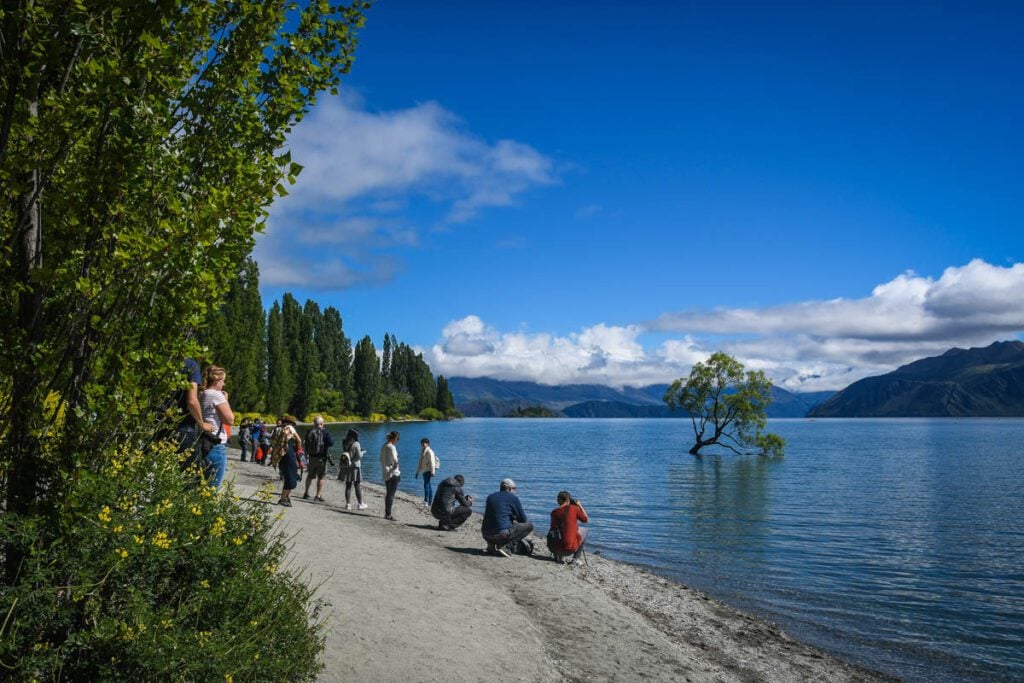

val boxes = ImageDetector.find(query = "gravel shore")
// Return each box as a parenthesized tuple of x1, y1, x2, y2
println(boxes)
(228, 458, 888, 682)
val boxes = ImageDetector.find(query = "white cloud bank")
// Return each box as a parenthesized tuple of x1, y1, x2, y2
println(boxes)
(256, 95, 556, 288)
(423, 260, 1024, 391)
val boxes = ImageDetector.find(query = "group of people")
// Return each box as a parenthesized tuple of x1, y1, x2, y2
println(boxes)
(170, 361, 589, 561)
(421, 465, 589, 563)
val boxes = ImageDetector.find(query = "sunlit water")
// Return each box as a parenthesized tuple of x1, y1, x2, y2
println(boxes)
(315, 418, 1024, 682)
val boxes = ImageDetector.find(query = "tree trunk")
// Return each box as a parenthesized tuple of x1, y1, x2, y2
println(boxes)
(5, 90, 43, 583)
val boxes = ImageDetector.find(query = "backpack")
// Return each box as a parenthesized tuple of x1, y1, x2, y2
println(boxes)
(305, 427, 324, 456)
(512, 538, 534, 556)
(338, 447, 352, 468)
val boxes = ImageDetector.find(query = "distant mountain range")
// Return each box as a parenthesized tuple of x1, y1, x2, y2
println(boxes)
(810, 340, 1024, 417)
(451, 341, 1024, 419)
(449, 376, 833, 419)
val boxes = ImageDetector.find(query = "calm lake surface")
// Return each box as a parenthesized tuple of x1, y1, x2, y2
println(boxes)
(321, 418, 1024, 682)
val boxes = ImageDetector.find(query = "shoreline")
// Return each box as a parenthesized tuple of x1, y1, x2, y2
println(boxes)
(226, 456, 888, 682)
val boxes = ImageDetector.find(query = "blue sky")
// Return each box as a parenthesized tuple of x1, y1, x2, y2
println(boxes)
(255, 1, 1024, 390)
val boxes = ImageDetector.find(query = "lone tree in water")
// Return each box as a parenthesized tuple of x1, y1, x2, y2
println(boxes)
(663, 352, 785, 457)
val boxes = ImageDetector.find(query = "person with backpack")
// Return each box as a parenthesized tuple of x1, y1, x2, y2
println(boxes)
(251, 418, 264, 463)
(415, 437, 440, 504)
(547, 491, 589, 564)
(339, 428, 368, 511)
(379, 431, 401, 521)
(302, 416, 334, 502)
(481, 478, 533, 557)
(273, 415, 302, 507)
(239, 418, 253, 462)
(431, 474, 473, 531)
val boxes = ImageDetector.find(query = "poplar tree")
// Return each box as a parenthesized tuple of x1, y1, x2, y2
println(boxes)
(295, 299, 322, 419)
(266, 302, 293, 416)
(352, 335, 380, 416)
(0, 1, 369, 676)
(435, 375, 455, 413)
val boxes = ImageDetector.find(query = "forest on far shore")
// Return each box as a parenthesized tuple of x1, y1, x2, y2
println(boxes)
(201, 258, 457, 422)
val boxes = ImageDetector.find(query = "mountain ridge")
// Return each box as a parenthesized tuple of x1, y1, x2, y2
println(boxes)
(449, 377, 832, 418)
(809, 341, 1024, 417)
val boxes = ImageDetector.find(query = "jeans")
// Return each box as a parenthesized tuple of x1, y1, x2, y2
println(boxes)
(206, 443, 227, 489)
(384, 475, 400, 517)
(422, 472, 434, 503)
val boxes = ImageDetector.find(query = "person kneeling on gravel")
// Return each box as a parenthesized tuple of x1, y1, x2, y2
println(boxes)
(481, 478, 533, 557)
(547, 491, 589, 564)
(431, 474, 473, 530)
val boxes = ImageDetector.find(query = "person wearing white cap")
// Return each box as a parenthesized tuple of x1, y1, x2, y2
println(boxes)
(481, 478, 533, 557)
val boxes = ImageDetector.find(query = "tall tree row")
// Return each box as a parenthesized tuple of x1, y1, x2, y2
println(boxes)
(203, 266, 455, 418)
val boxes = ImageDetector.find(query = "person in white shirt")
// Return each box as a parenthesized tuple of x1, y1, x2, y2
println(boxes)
(379, 431, 401, 521)
(415, 437, 440, 504)
(199, 365, 234, 488)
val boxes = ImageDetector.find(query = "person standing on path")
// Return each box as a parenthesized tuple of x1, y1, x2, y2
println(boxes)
(302, 416, 334, 502)
(379, 431, 401, 521)
(415, 437, 439, 505)
(238, 418, 253, 462)
(481, 478, 533, 557)
(199, 365, 234, 489)
(340, 428, 368, 510)
(274, 415, 302, 506)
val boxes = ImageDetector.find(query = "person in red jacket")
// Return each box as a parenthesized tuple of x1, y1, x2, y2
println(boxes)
(547, 491, 589, 564)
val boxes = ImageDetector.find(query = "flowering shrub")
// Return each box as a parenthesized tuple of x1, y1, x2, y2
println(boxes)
(0, 441, 324, 681)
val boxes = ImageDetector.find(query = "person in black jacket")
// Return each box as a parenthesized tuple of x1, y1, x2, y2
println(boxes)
(431, 474, 473, 530)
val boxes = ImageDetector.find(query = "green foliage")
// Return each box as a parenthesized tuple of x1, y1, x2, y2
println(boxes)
(663, 352, 785, 456)
(378, 390, 413, 418)
(0, 440, 325, 681)
(418, 407, 444, 421)
(199, 258, 266, 411)
(352, 336, 381, 416)
(505, 405, 559, 418)
(0, 1, 368, 677)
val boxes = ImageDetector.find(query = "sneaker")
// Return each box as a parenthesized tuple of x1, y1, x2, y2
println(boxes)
(302, 492, 310, 499)
(357, 503, 368, 510)
(495, 547, 511, 558)
(280, 499, 292, 507)
(344, 503, 351, 510)
(314, 496, 324, 502)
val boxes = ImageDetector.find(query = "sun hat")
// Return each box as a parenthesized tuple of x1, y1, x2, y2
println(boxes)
(281, 414, 297, 425)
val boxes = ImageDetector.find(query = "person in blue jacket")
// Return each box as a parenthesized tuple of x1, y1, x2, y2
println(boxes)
(481, 478, 533, 557)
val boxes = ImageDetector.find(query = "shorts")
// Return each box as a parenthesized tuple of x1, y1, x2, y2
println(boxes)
(307, 455, 327, 479)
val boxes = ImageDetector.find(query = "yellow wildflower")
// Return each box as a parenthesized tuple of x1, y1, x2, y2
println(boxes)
(112, 525, 123, 533)
(134, 535, 144, 545)
(115, 548, 128, 559)
(210, 516, 226, 536)
(161, 618, 173, 629)
(233, 536, 244, 546)
(191, 505, 203, 516)
(200, 579, 210, 589)
(97, 506, 112, 524)
(151, 531, 172, 549)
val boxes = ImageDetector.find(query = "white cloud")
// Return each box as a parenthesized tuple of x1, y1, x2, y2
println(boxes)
(422, 261, 1024, 392)
(256, 95, 556, 288)
(425, 317, 709, 388)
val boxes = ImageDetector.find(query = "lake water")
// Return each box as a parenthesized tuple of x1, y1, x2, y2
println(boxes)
(321, 418, 1024, 682)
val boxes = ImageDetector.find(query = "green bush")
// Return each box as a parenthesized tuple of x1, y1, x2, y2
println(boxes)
(0, 441, 325, 681)
(417, 407, 443, 421)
